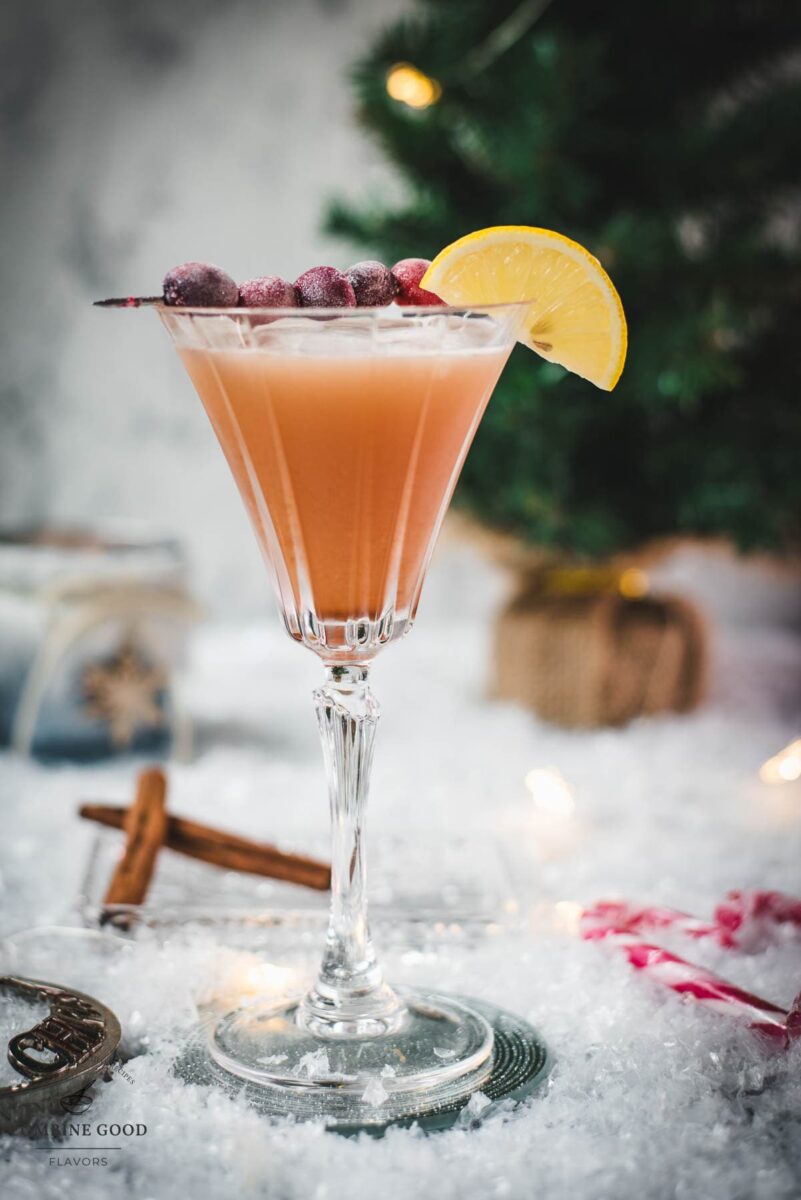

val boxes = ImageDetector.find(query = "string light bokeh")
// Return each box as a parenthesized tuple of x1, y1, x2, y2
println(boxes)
(385, 63, 442, 109)
(759, 738, 801, 785)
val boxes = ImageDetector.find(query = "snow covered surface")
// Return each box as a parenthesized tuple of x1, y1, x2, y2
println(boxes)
(1, 553, 800, 1198)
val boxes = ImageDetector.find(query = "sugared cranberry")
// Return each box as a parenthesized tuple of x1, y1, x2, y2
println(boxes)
(162, 262, 239, 308)
(294, 266, 356, 308)
(238, 276, 298, 308)
(346, 261, 397, 307)
(391, 258, 443, 307)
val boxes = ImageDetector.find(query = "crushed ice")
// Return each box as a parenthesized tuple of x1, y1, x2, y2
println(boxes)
(0, 560, 799, 1198)
(466, 1090, 491, 1116)
(361, 1076, 389, 1107)
(179, 311, 506, 357)
(294, 1049, 330, 1079)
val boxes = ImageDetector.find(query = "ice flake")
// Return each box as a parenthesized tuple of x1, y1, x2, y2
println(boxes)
(361, 1076, 388, 1107)
(466, 1090, 491, 1116)
(295, 1049, 330, 1078)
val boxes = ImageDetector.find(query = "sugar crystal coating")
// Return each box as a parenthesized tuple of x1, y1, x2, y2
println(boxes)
(346, 261, 398, 307)
(238, 276, 298, 308)
(162, 262, 239, 308)
(294, 266, 357, 309)
(391, 258, 444, 307)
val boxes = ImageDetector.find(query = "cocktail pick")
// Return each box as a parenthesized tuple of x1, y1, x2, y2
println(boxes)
(93, 295, 163, 308)
(95, 261, 240, 309)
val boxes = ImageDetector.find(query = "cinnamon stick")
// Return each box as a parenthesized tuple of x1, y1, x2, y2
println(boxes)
(102, 768, 167, 906)
(82, 803, 330, 892)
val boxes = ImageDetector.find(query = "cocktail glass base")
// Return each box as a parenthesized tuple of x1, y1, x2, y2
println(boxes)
(180, 990, 551, 1134)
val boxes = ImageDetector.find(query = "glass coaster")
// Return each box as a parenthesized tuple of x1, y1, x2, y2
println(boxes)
(177, 994, 551, 1135)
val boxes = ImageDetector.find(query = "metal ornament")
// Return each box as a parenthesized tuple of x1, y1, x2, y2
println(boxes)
(0, 976, 121, 1131)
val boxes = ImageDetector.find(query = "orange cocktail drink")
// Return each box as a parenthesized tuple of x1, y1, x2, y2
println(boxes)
(177, 316, 510, 658)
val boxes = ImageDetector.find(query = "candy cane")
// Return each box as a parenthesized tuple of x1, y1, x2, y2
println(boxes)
(580, 925, 796, 1043)
(715, 890, 801, 946)
(582, 892, 801, 951)
(581, 901, 727, 944)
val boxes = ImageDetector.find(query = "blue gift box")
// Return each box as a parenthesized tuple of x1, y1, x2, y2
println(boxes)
(0, 527, 198, 761)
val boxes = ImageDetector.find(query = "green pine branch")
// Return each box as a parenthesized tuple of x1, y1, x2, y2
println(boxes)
(325, 0, 801, 556)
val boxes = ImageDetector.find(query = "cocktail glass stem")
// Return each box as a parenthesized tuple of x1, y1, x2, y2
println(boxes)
(298, 664, 404, 1039)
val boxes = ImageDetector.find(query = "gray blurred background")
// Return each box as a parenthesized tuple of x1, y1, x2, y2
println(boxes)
(0, 0, 405, 614)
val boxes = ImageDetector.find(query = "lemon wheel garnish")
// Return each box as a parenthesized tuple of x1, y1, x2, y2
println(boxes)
(421, 226, 627, 390)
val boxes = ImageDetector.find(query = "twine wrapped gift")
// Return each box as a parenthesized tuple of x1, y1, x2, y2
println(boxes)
(491, 566, 707, 727)
(0, 528, 199, 760)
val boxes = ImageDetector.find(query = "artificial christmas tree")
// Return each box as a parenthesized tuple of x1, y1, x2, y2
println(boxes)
(327, 0, 801, 724)
(328, 0, 801, 558)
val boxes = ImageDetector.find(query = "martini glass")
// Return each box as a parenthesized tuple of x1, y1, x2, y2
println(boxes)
(157, 302, 543, 1126)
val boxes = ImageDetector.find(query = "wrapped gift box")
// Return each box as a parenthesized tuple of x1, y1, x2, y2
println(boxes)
(0, 527, 198, 761)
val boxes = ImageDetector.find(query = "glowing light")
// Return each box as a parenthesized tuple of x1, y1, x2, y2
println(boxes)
(524, 767, 575, 819)
(203, 956, 301, 1012)
(242, 962, 298, 994)
(229, 959, 299, 1002)
(619, 567, 649, 599)
(779, 756, 801, 781)
(386, 63, 442, 110)
(529, 899, 584, 934)
(553, 900, 583, 935)
(760, 738, 801, 784)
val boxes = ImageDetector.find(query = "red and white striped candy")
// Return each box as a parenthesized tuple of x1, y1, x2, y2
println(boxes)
(583, 890, 801, 951)
(580, 924, 796, 1043)
(581, 901, 727, 944)
(715, 890, 801, 947)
